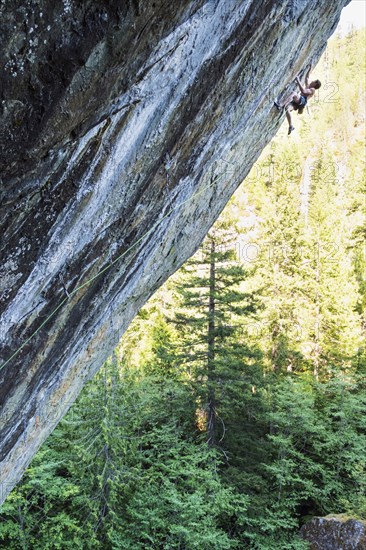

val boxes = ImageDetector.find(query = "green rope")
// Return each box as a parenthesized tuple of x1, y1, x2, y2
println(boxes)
(0, 170, 227, 372)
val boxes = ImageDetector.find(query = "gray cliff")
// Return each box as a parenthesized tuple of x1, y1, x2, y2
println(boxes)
(0, 0, 350, 504)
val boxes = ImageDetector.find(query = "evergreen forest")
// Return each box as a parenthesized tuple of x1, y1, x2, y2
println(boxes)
(0, 27, 365, 550)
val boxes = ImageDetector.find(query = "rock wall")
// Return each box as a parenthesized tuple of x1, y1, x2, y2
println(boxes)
(0, 0, 350, 504)
(301, 516, 366, 549)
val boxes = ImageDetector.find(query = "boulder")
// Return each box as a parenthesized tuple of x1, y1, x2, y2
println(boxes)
(301, 515, 366, 549)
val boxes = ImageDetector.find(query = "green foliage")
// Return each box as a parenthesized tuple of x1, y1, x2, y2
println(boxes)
(1, 28, 365, 550)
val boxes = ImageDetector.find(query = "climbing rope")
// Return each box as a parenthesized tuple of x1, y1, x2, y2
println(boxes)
(0, 169, 228, 372)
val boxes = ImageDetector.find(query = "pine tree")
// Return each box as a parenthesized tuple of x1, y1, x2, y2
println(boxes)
(173, 206, 258, 448)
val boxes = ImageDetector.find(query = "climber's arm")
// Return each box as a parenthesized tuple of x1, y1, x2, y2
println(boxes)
(305, 64, 312, 87)
(295, 76, 308, 95)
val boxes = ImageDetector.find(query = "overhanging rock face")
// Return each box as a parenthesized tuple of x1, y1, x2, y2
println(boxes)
(0, 0, 349, 503)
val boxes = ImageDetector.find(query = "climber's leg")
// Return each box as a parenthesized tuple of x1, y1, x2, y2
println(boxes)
(274, 99, 283, 110)
(275, 92, 301, 110)
(291, 92, 301, 104)
(285, 106, 295, 134)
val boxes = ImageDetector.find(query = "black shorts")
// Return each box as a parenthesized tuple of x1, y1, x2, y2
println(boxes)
(292, 95, 307, 110)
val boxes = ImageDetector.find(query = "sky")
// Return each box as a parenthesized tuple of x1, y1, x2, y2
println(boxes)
(337, 0, 366, 34)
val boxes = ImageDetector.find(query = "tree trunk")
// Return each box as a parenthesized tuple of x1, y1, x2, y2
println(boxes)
(313, 240, 321, 380)
(207, 238, 216, 447)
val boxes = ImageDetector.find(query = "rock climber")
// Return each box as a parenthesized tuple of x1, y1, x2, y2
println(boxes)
(274, 64, 321, 135)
